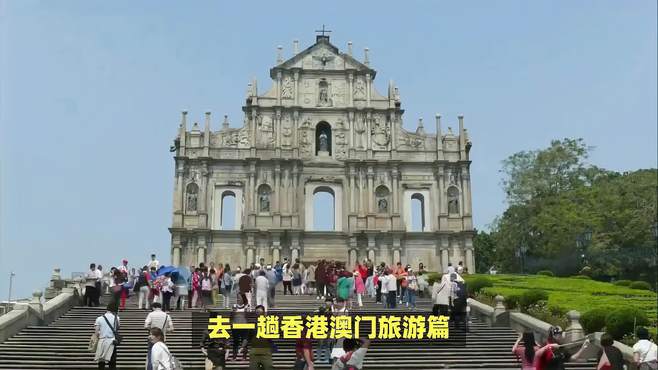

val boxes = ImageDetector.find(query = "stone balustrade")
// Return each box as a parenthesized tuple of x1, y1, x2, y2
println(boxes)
(468, 295, 639, 369)
(0, 268, 83, 343)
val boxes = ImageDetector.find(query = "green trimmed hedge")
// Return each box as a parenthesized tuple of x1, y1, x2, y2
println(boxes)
(537, 270, 554, 277)
(605, 308, 649, 340)
(581, 307, 609, 333)
(613, 280, 631, 286)
(629, 281, 652, 291)
(572, 275, 592, 280)
(468, 276, 493, 295)
(520, 289, 549, 311)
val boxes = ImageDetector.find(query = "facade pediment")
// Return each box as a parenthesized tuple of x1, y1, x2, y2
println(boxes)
(272, 37, 374, 77)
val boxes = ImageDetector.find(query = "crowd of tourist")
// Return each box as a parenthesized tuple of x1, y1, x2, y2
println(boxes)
(86, 255, 657, 370)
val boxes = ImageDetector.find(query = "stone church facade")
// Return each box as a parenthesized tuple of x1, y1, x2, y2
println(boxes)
(169, 35, 475, 273)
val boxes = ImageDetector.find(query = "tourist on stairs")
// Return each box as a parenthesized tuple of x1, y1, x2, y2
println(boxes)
(85, 263, 99, 307)
(512, 332, 538, 370)
(145, 302, 174, 370)
(149, 327, 175, 370)
(94, 302, 120, 370)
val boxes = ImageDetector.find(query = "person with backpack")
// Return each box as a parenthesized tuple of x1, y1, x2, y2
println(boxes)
(145, 302, 174, 370)
(331, 338, 370, 370)
(94, 302, 120, 370)
(149, 327, 180, 370)
(431, 273, 451, 316)
(450, 273, 468, 331)
(512, 332, 539, 370)
(633, 327, 658, 370)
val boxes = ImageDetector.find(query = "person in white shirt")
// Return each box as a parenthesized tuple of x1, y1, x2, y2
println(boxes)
(145, 303, 174, 338)
(385, 270, 397, 309)
(149, 327, 174, 370)
(85, 263, 100, 307)
(145, 303, 174, 370)
(446, 262, 455, 274)
(148, 254, 160, 271)
(254, 270, 270, 311)
(432, 273, 452, 316)
(331, 338, 370, 370)
(457, 261, 464, 274)
(160, 275, 175, 312)
(633, 327, 657, 369)
(94, 302, 120, 370)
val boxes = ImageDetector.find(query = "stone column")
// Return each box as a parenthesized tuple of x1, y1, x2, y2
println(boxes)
(293, 71, 299, 106)
(348, 73, 354, 107)
(276, 71, 282, 106)
(462, 165, 473, 216)
(440, 247, 449, 272)
(465, 246, 475, 274)
(246, 247, 254, 266)
(275, 110, 282, 148)
(30, 290, 43, 316)
(274, 162, 281, 212)
(196, 246, 206, 266)
(366, 73, 371, 108)
(565, 311, 585, 342)
(292, 163, 299, 213)
(391, 166, 399, 214)
(438, 166, 447, 214)
(172, 245, 182, 267)
(348, 165, 356, 213)
(367, 166, 374, 213)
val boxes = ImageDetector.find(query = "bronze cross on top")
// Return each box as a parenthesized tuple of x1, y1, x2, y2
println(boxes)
(315, 24, 332, 37)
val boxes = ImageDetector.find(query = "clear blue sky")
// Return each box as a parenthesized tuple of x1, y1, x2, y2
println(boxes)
(1, 1, 656, 300)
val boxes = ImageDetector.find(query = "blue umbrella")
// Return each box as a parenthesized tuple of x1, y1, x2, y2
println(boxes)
(175, 267, 191, 285)
(156, 265, 178, 276)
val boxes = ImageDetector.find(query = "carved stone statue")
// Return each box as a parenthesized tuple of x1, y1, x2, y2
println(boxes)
(448, 187, 459, 214)
(371, 118, 390, 147)
(282, 118, 293, 146)
(354, 116, 366, 149)
(319, 131, 329, 152)
(281, 76, 294, 99)
(318, 82, 330, 106)
(354, 79, 366, 100)
(378, 198, 388, 213)
(259, 191, 270, 212)
(186, 184, 198, 212)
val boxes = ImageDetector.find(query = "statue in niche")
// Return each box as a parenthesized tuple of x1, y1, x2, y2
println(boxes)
(448, 187, 460, 214)
(259, 189, 270, 212)
(378, 198, 388, 213)
(354, 78, 366, 99)
(281, 76, 293, 99)
(317, 80, 332, 107)
(319, 131, 329, 152)
(281, 118, 293, 146)
(258, 116, 274, 147)
(186, 183, 199, 213)
(299, 131, 311, 156)
(354, 115, 366, 149)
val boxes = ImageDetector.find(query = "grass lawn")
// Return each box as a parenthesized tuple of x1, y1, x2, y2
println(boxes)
(463, 274, 657, 324)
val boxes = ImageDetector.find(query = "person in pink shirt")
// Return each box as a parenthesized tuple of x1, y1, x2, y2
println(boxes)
(512, 331, 539, 370)
(353, 271, 365, 307)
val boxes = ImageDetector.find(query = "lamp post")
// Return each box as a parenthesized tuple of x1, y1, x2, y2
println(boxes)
(576, 228, 593, 267)
(516, 244, 528, 274)
(8, 272, 15, 304)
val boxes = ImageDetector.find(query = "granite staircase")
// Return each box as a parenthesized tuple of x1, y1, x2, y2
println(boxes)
(0, 292, 596, 369)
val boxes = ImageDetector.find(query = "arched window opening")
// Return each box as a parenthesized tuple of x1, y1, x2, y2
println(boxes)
(411, 193, 425, 231)
(315, 122, 332, 156)
(257, 184, 272, 213)
(447, 187, 460, 215)
(221, 191, 236, 230)
(313, 187, 335, 230)
(185, 183, 199, 213)
(375, 185, 390, 213)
